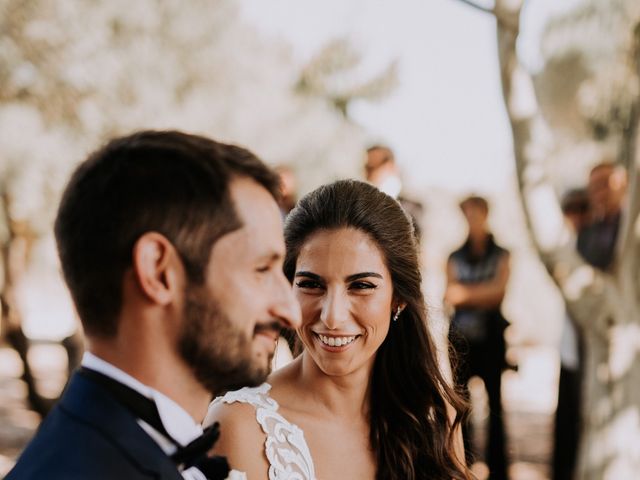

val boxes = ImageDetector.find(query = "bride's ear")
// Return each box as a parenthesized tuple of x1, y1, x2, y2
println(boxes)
(393, 300, 407, 313)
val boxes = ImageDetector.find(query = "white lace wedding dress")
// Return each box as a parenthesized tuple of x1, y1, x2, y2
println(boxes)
(211, 383, 316, 480)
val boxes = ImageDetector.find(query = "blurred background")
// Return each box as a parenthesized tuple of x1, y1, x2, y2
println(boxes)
(1, 0, 639, 478)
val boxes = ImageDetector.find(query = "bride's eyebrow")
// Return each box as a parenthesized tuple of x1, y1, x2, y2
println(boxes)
(345, 272, 383, 282)
(295, 271, 322, 280)
(294, 271, 383, 282)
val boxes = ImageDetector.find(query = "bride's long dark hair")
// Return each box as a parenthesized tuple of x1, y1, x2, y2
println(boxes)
(283, 180, 471, 480)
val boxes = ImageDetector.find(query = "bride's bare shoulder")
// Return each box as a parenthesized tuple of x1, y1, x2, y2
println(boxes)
(266, 357, 304, 401)
(205, 395, 268, 477)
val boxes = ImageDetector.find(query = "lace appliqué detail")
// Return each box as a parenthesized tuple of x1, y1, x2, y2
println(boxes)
(213, 384, 316, 480)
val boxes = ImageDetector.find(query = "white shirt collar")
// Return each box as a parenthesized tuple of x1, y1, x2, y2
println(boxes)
(81, 352, 203, 447)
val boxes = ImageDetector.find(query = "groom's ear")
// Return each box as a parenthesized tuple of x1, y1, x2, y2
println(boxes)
(131, 232, 183, 306)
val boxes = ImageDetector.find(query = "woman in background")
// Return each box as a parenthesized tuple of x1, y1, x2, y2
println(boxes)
(206, 180, 469, 480)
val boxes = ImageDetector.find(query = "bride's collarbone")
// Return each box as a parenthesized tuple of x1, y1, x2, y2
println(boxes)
(277, 406, 375, 477)
(306, 426, 376, 480)
(278, 403, 368, 431)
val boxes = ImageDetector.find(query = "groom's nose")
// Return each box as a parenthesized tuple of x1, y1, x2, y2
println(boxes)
(269, 270, 302, 329)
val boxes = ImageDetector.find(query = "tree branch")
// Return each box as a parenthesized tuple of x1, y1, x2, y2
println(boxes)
(618, 21, 640, 268)
(493, 0, 614, 339)
(455, 0, 494, 15)
(454, 0, 520, 32)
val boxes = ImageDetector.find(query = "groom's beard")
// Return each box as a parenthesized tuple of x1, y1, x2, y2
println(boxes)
(178, 288, 274, 396)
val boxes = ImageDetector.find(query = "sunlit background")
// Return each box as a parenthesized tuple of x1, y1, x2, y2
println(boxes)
(2, 0, 639, 478)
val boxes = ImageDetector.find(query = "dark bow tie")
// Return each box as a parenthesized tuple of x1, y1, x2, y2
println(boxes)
(171, 423, 229, 479)
(79, 368, 229, 479)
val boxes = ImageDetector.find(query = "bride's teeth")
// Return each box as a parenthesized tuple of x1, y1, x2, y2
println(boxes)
(317, 334, 356, 347)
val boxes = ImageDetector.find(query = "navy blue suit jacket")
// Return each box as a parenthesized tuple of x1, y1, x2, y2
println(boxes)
(7, 372, 183, 479)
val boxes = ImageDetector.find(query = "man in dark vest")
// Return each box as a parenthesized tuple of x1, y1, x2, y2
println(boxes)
(7, 131, 301, 479)
(445, 195, 510, 480)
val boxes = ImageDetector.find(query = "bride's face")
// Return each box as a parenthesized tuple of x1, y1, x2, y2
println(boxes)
(293, 227, 395, 377)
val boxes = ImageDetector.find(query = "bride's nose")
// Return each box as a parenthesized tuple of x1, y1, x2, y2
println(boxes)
(319, 289, 349, 330)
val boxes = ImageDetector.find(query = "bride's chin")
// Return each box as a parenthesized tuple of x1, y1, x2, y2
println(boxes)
(308, 350, 359, 375)
(315, 363, 352, 377)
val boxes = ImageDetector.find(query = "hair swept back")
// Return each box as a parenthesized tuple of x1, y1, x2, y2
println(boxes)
(283, 179, 471, 480)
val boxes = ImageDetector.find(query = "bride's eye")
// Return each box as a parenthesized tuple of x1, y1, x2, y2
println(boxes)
(349, 281, 377, 290)
(295, 280, 323, 290)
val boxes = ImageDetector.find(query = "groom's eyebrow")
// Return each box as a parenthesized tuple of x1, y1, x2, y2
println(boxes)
(257, 251, 283, 262)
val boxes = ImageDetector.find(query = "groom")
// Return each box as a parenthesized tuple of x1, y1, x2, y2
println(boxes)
(7, 131, 301, 479)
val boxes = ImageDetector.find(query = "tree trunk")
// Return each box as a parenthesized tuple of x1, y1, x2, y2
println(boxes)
(493, 1, 640, 478)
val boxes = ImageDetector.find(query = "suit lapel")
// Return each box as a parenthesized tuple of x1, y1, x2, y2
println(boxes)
(59, 372, 183, 479)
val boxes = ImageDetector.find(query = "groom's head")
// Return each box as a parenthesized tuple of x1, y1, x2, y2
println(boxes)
(55, 130, 301, 394)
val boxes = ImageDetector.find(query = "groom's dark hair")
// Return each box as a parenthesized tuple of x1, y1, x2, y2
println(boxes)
(54, 130, 279, 337)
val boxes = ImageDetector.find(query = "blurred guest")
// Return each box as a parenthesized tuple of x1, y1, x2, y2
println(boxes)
(561, 162, 626, 478)
(274, 164, 298, 220)
(445, 195, 510, 480)
(365, 145, 424, 240)
(577, 162, 627, 269)
(553, 188, 589, 480)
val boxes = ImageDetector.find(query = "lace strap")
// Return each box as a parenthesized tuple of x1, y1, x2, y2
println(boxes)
(214, 384, 316, 480)
(213, 383, 278, 411)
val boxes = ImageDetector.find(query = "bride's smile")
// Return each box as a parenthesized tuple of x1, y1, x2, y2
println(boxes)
(313, 332, 361, 350)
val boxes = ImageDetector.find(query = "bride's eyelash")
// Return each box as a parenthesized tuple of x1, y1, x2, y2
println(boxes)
(295, 280, 378, 290)
(295, 280, 323, 289)
(350, 282, 377, 290)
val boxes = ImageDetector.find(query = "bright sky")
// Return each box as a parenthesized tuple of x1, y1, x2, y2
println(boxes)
(240, 0, 583, 194)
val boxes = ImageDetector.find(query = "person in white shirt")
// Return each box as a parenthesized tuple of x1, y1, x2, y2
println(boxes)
(553, 188, 589, 480)
(7, 130, 301, 480)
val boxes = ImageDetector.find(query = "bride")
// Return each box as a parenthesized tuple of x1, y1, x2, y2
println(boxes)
(206, 180, 470, 480)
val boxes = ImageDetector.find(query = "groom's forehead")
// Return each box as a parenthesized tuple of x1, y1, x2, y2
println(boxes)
(210, 177, 284, 261)
(231, 179, 283, 231)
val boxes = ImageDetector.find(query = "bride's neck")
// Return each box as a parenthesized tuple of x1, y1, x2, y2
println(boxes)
(296, 353, 372, 420)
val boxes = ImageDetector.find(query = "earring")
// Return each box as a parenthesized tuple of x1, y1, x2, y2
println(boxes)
(393, 306, 402, 322)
